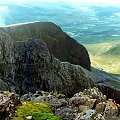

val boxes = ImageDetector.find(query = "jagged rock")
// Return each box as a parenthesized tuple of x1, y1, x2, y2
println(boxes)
(75, 109, 96, 120)
(82, 87, 107, 101)
(49, 98, 68, 108)
(95, 102, 106, 114)
(0, 91, 21, 119)
(0, 29, 96, 96)
(69, 96, 89, 106)
(55, 107, 76, 120)
(85, 99, 96, 109)
(13, 39, 95, 96)
(104, 99, 118, 119)
(1, 22, 91, 70)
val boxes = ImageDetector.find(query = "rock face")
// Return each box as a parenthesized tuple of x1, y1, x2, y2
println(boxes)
(0, 29, 95, 96)
(14, 39, 95, 96)
(98, 83, 120, 104)
(1, 22, 91, 70)
(0, 31, 15, 91)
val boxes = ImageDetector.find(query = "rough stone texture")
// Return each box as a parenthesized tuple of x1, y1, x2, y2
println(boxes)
(0, 91, 21, 119)
(75, 109, 96, 120)
(0, 79, 9, 91)
(55, 107, 76, 120)
(98, 83, 120, 104)
(95, 102, 106, 114)
(104, 99, 118, 119)
(1, 22, 91, 70)
(85, 99, 96, 109)
(0, 30, 15, 92)
(0, 29, 95, 96)
(14, 39, 95, 96)
(19, 87, 120, 120)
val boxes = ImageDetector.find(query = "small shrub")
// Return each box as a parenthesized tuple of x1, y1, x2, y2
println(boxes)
(12, 102, 61, 120)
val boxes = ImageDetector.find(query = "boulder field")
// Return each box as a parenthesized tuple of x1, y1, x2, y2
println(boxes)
(1, 87, 120, 120)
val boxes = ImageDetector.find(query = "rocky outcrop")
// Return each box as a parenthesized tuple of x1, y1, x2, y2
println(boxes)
(0, 91, 21, 119)
(0, 29, 95, 96)
(14, 39, 95, 96)
(1, 22, 91, 70)
(20, 87, 120, 120)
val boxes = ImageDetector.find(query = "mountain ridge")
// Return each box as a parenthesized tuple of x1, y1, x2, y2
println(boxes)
(1, 21, 91, 70)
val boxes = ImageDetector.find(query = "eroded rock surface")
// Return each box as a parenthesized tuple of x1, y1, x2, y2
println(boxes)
(14, 39, 95, 96)
(1, 22, 91, 70)
(0, 29, 95, 96)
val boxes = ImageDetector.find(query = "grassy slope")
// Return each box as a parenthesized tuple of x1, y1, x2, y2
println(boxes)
(84, 40, 120, 89)
(84, 40, 120, 74)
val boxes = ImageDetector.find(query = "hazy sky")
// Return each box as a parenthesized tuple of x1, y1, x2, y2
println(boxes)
(3, 0, 120, 6)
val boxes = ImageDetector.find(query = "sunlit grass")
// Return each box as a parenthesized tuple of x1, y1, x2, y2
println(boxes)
(12, 102, 61, 120)
(84, 40, 120, 74)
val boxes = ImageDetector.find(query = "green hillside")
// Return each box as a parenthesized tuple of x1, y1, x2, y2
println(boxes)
(84, 40, 120, 74)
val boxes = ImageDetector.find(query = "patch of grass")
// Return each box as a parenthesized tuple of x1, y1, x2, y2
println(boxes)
(12, 102, 61, 120)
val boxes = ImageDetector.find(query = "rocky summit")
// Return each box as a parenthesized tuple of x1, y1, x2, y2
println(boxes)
(0, 30, 95, 96)
(1, 22, 91, 71)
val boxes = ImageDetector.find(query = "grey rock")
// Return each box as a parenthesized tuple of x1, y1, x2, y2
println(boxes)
(34, 96, 46, 103)
(75, 109, 96, 120)
(49, 98, 68, 108)
(55, 107, 76, 120)
(0, 30, 15, 92)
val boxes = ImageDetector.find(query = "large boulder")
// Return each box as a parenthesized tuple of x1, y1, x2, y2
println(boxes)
(0, 29, 95, 95)
(1, 22, 91, 70)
